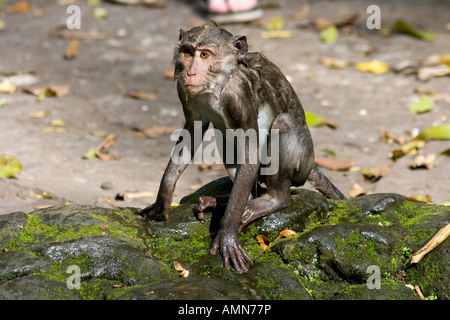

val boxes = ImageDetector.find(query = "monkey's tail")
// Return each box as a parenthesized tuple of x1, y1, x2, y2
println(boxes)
(308, 163, 347, 200)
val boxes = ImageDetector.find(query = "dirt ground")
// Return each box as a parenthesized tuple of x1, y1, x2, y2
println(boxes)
(0, 0, 449, 215)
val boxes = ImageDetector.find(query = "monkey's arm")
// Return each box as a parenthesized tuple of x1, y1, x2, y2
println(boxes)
(209, 92, 260, 273)
(139, 118, 209, 220)
(210, 161, 259, 273)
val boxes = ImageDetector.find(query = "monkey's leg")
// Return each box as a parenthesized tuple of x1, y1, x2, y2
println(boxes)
(239, 113, 310, 230)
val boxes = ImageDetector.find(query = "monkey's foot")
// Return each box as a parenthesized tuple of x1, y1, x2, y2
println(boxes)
(139, 202, 169, 221)
(195, 196, 217, 220)
(210, 230, 253, 274)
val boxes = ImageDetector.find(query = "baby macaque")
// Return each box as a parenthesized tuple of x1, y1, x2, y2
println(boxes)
(140, 21, 346, 274)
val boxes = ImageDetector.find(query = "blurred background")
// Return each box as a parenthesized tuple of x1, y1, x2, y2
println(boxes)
(0, 0, 449, 214)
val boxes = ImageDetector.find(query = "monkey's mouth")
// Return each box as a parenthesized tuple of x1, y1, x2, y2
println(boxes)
(185, 83, 207, 96)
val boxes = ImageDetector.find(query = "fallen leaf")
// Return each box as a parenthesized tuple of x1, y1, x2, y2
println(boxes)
(417, 65, 449, 81)
(409, 96, 434, 114)
(290, 5, 310, 20)
(82, 148, 97, 160)
(115, 191, 157, 200)
(23, 86, 70, 100)
(274, 229, 298, 242)
(354, 60, 389, 74)
(0, 154, 22, 178)
(50, 24, 107, 40)
(173, 260, 189, 277)
(112, 284, 123, 288)
(7, 1, 30, 14)
(92, 7, 108, 19)
(440, 148, 450, 156)
(393, 20, 436, 41)
(313, 17, 334, 31)
(64, 38, 80, 60)
(264, 16, 285, 31)
(404, 194, 432, 204)
(256, 234, 271, 251)
(319, 25, 338, 43)
(124, 90, 157, 101)
(261, 30, 293, 39)
(319, 57, 347, 69)
(173, 260, 184, 272)
(164, 70, 175, 79)
(200, 161, 223, 172)
(416, 124, 450, 140)
(305, 110, 325, 127)
(31, 110, 51, 119)
(29, 190, 53, 200)
(0, 82, 16, 94)
(51, 118, 66, 127)
(42, 127, 66, 133)
(315, 157, 355, 171)
(141, 125, 178, 138)
(411, 223, 450, 264)
(361, 164, 391, 182)
(349, 183, 368, 198)
(414, 88, 450, 103)
(409, 153, 436, 169)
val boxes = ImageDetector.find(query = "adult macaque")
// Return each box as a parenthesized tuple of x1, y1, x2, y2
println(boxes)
(140, 21, 346, 274)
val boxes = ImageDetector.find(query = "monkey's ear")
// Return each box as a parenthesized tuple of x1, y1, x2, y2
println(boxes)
(178, 29, 186, 42)
(233, 35, 248, 63)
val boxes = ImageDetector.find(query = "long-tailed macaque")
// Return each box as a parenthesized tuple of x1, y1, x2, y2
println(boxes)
(140, 21, 346, 274)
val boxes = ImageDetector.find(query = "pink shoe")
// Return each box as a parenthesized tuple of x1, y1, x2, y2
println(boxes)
(197, 0, 263, 24)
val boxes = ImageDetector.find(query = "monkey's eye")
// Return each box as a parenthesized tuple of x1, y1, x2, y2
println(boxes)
(183, 51, 193, 57)
(200, 51, 210, 59)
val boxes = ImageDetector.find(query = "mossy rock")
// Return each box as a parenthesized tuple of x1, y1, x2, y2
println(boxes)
(0, 179, 448, 300)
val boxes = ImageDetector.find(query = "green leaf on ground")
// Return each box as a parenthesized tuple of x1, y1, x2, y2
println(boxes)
(393, 20, 436, 41)
(416, 124, 450, 140)
(409, 96, 434, 114)
(0, 154, 22, 178)
(319, 25, 338, 43)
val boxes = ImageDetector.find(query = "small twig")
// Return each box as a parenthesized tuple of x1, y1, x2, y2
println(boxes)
(411, 223, 450, 264)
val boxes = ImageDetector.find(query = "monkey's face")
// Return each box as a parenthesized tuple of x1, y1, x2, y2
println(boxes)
(177, 43, 220, 97)
(174, 21, 247, 98)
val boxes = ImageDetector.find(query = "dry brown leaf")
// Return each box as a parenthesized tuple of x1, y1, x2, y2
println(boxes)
(414, 88, 450, 103)
(0, 82, 17, 94)
(142, 125, 178, 138)
(31, 110, 51, 119)
(409, 153, 436, 169)
(315, 157, 355, 171)
(115, 191, 157, 200)
(361, 164, 391, 182)
(94, 134, 120, 160)
(64, 38, 80, 60)
(319, 57, 347, 69)
(411, 223, 450, 264)
(42, 127, 66, 133)
(124, 90, 157, 101)
(290, 5, 310, 20)
(404, 194, 432, 204)
(349, 183, 368, 198)
(173, 260, 184, 272)
(24, 85, 70, 98)
(256, 235, 271, 251)
(7, 1, 30, 14)
(274, 229, 298, 242)
(164, 70, 175, 79)
(50, 24, 107, 40)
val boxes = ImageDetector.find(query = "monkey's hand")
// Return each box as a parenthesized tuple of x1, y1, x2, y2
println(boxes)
(210, 230, 253, 274)
(139, 199, 169, 221)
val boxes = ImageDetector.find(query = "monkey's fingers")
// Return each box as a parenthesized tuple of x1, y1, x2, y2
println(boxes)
(209, 236, 220, 255)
